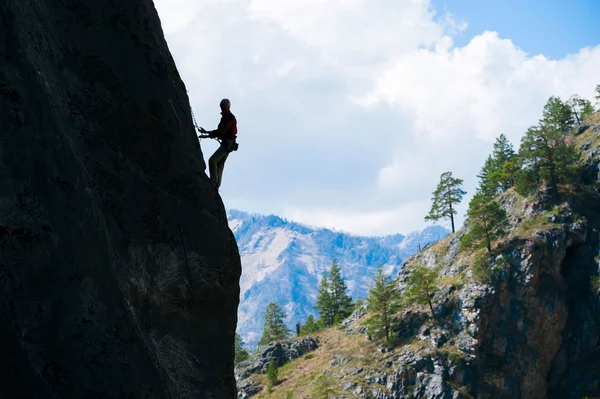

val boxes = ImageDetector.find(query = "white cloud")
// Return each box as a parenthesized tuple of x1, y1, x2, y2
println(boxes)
(283, 200, 430, 237)
(153, 0, 600, 235)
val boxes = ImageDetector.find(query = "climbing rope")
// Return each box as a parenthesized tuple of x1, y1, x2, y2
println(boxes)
(190, 106, 202, 133)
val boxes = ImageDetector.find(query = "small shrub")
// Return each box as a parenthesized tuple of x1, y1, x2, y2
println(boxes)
(453, 275, 465, 290)
(312, 373, 339, 399)
(286, 391, 294, 399)
(267, 360, 278, 389)
(471, 252, 492, 282)
(591, 276, 600, 293)
(304, 354, 315, 360)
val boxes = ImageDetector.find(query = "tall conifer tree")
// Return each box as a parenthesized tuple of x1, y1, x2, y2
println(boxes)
(461, 194, 507, 252)
(259, 302, 289, 347)
(425, 171, 466, 233)
(315, 260, 354, 327)
(366, 266, 402, 342)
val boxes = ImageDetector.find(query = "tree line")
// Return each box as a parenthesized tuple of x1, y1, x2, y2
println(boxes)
(253, 259, 355, 348)
(234, 258, 443, 358)
(425, 89, 597, 252)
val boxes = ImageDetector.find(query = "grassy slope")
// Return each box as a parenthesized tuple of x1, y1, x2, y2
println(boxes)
(252, 329, 381, 398)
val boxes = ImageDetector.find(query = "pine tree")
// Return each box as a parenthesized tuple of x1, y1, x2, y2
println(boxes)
(328, 259, 354, 324)
(300, 315, 320, 334)
(474, 139, 515, 205)
(258, 302, 289, 347)
(315, 260, 354, 328)
(267, 360, 279, 392)
(315, 272, 333, 327)
(595, 84, 600, 105)
(312, 373, 340, 399)
(477, 135, 517, 198)
(234, 333, 250, 365)
(460, 194, 507, 252)
(492, 134, 517, 190)
(568, 94, 595, 124)
(477, 155, 501, 198)
(366, 266, 402, 342)
(516, 124, 580, 196)
(404, 265, 439, 319)
(580, 99, 595, 121)
(425, 171, 467, 233)
(541, 96, 574, 134)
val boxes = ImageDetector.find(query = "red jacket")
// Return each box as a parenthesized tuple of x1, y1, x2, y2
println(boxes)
(212, 111, 237, 140)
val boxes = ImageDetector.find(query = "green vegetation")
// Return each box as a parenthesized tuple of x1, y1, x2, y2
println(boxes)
(591, 276, 600, 293)
(259, 302, 290, 347)
(404, 265, 439, 319)
(459, 89, 597, 264)
(541, 95, 574, 133)
(311, 373, 340, 399)
(512, 210, 555, 238)
(366, 266, 402, 342)
(300, 315, 320, 335)
(568, 94, 594, 124)
(595, 84, 600, 105)
(235, 333, 250, 365)
(267, 360, 279, 392)
(425, 171, 467, 233)
(471, 251, 492, 282)
(478, 134, 517, 197)
(515, 96, 581, 196)
(461, 193, 507, 252)
(315, 259, 353, 328)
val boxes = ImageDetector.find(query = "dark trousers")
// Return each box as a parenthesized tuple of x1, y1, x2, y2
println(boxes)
(208, 140, 233, 188)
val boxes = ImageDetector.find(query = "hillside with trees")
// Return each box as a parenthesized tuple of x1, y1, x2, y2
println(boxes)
(235, 91, 600, 399)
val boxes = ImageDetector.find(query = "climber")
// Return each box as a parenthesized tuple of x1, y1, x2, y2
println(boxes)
(198, 98, 238, 190)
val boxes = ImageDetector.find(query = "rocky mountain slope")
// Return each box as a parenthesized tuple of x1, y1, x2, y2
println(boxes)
(228, 210, 448, 348)
(235, 113, 600, 399)
(1, 1, 240, 398)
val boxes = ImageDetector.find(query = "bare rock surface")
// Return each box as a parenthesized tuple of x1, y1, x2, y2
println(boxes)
(0, 1, 241, 398)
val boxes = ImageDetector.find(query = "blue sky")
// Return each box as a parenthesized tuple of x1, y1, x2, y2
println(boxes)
(154, 0, 600, 236)
(433, 0, 600, 58)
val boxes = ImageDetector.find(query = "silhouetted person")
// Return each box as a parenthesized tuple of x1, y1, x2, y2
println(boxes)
(199, 98, 237, 189)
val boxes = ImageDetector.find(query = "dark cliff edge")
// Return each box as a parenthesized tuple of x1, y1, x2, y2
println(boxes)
(1, 1, 241, 398)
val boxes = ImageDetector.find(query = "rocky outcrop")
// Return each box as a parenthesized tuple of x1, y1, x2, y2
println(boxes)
(1, 1, 240, 398)
(236, 337, 319, 397)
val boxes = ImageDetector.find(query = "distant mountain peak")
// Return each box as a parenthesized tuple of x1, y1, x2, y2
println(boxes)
(228, 209, 450, 348)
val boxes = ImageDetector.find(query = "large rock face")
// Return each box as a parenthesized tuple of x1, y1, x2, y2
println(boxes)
(0, 1, 240, 398)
